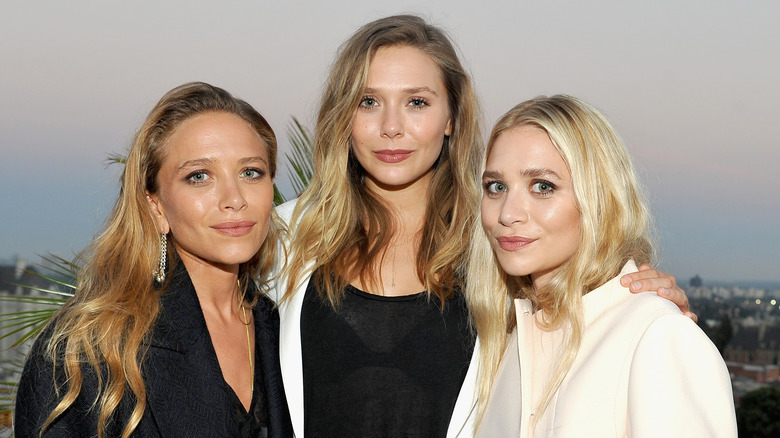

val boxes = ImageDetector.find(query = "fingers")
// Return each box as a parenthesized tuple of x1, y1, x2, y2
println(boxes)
(620, 264, 678, 293)
(619, 263, 697, 323)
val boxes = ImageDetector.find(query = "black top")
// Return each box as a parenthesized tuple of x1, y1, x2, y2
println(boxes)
(301, 274, 475, 438)
(230, 342, 268, 438)
(14, 263, 292, 438)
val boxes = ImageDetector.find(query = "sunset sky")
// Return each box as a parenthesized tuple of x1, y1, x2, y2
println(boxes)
(2, 0, 778, 283)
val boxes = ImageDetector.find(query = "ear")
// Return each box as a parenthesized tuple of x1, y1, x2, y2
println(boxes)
(146, 192, 170, 235)
(444, 117, 453, 137)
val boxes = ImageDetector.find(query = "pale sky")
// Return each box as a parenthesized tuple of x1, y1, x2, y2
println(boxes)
(1, 0, 778, 283)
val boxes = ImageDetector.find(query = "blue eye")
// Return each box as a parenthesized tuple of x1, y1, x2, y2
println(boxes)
(531, 180, 556, 195)
(409, 98, 429, 108)
(186, 171, 210, 184)
(359, 96, 378, 108)
(484, 181, 507, 194)
(242, 168, 265, 179)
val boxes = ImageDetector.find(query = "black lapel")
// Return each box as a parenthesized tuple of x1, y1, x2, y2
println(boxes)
(143, 264, 235, 437)
(252, 292, 293, 438)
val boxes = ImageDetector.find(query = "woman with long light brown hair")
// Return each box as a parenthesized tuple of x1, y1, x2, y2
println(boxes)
(15, 82, 293, 437)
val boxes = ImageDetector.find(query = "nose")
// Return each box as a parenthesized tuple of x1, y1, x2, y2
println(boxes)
(380, 105, 403, 138)
(219, 177, 247, 211)
(498, 193, 529, 226)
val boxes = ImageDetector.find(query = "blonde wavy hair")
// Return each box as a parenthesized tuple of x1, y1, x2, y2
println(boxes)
(284, 14, 483, 305)
(467, 95, 655, 428)
(39, 82, 283, 438)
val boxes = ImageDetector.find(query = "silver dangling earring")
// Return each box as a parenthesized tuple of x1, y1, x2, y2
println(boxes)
(154, 233, 167, 283)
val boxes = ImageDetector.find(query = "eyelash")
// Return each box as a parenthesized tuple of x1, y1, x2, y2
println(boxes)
(359, 96, 378, 109)
(483, 180, 506, 196)
(184, 168, 267, 185)
(482, 179, 558, 196)
(358, 96, 431, 110)
(186, 171, 210, 185)
(408, 97, 430, 109)
(241, 168, 266, 180)
(531, 180, 557, 196)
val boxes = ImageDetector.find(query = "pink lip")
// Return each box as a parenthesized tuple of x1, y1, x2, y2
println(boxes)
(374, 149, 413, 163)
(496, 236, 536, 251)
(211, 221, 256, 237)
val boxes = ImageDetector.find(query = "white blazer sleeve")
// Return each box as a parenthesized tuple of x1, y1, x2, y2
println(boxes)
(628, 313, 737, 437)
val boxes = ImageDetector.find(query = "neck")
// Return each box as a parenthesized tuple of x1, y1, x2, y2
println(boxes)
(176, 250, 240, 317)
(365, 170, 431, 230)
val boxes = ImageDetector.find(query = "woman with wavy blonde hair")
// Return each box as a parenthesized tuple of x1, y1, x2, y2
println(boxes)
(469, 95, 736, 437)
(275, 16, 687, 438)
(275, 14, 483, 437)
(15, 82, 292, 437)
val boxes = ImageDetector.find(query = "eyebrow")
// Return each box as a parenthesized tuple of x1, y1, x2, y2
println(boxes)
(177, 156, 268, 172)
(482, 167, 563, 180)
(363, 86, 440, 96)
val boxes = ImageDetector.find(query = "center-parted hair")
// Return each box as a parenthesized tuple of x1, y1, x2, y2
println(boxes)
(467, 95, 655, 426)
(40, 82, 282, 438)
(284, 14, 483, 305)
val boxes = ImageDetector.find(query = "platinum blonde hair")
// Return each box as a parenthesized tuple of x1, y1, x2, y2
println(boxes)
(467, 95, 654, 428)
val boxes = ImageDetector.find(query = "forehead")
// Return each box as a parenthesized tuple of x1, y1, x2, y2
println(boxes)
(488, 127, 568, 173)
(366, 45, 445, 88)
(162, 112, 268, 160)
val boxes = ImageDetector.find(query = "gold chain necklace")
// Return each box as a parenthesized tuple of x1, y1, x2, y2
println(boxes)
(239, 280, 254, 405)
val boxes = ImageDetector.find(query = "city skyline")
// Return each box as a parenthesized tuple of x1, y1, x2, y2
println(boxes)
(1, 1, 779, 282)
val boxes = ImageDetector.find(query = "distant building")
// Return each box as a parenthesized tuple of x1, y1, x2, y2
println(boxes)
(690, 274, 703, 288)
(0, 259, 63, 382)
(723, 323, 780, 367)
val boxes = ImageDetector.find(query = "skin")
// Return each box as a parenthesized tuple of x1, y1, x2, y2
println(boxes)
(349, 45, 452, 296)
(480, 126, 696, 320)
(344, 45, 694, 314)
(351, 45, 452, 194)
(146, 111, 275, 410)
(481, 126, 581, 289)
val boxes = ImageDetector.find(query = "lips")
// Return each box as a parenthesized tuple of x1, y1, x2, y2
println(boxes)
(211, 221, 256, 237)
(496, 236, 536, 251)
(374, 149, 413, 163)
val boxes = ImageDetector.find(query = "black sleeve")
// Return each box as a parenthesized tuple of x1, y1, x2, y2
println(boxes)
(14, 327, 100, 437)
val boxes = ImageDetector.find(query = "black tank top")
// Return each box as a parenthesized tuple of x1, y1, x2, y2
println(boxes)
(301, 273, 475, 437)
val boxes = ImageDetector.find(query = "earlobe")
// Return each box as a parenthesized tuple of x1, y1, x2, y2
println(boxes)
(145, 192, 170, 234)
(444, 118, 453, 136)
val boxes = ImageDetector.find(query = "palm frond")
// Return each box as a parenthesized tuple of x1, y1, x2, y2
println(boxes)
(105, 153, 127, 166)
(273, 184, 286, 206)
(285, 117, 314, 197)
(0, 254, 76, 345)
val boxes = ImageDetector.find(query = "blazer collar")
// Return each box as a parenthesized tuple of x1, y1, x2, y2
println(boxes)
(148, 261, 262, 353)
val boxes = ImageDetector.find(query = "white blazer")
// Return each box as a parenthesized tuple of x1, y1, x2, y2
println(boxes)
(477, 261, 737, 437)
(273, 199, 480, 437)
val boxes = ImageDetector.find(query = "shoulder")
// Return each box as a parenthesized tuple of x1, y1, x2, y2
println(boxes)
(627, 310, 736, 436)
(15, 319, 103, 436)
(252, 293, 281, 329)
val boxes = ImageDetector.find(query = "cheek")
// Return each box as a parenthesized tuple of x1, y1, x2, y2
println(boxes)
(557, 206, 582, 250)
(480, 201, 494, 231)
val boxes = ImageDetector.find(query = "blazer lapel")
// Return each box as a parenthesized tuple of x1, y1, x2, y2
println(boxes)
(143, 264, 235, 437)
(253, 294, 293, 438)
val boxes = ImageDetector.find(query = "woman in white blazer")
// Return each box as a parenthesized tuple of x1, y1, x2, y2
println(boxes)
(467, 95, 736, 437)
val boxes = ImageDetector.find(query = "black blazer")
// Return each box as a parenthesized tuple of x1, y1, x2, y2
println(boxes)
(14, 265, 293, 437)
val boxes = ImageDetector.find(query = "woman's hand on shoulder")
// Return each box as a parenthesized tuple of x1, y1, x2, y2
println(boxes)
(620, 264, 697, 323)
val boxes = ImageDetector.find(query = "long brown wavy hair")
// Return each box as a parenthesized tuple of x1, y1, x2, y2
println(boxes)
(284, 14, 483, 305)
(39, 82, 283, 438)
